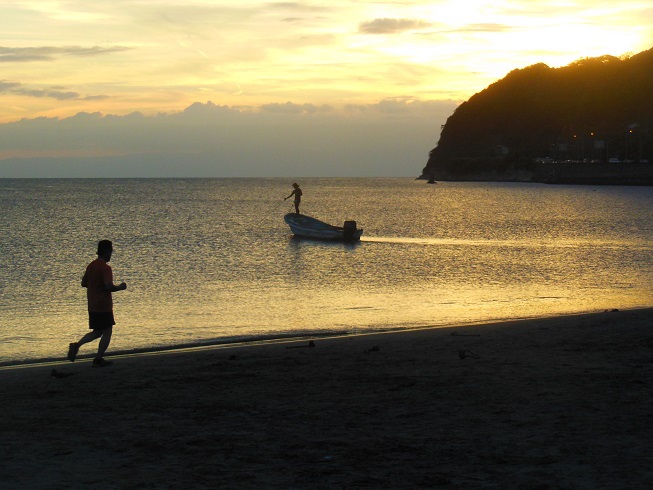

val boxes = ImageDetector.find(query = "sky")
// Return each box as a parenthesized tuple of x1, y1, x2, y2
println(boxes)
(1, 0, 652, 177)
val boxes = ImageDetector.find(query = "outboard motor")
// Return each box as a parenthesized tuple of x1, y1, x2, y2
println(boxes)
(343, 221, 357, 242)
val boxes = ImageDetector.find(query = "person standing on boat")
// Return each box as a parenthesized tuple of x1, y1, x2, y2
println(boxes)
(284, 182, 302, 214)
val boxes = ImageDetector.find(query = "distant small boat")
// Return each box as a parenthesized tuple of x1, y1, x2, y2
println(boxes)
(284, 213, 363, 242)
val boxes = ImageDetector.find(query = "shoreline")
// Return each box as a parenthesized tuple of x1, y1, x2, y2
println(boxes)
(2, 307, 652, 488)
(1, 307, 647, 369)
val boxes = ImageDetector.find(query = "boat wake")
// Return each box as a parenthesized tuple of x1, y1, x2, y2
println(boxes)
(361, 236, 650, 250)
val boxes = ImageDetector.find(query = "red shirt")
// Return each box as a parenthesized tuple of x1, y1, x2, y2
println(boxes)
(82, 258, 114, 312)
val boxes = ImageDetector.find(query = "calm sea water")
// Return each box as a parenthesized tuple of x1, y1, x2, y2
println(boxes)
(1, 178, 652, 364)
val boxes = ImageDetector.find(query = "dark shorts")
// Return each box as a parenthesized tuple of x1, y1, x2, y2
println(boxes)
(89, 312, 115, 331)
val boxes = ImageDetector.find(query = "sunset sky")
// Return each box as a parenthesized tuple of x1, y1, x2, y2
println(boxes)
(1, 0, 652, 177)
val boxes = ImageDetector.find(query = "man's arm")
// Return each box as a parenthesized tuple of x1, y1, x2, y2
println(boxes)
(103, 279, 127, 292)
(103, 266, 126, 292)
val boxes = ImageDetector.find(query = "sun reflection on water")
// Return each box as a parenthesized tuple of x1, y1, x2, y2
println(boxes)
(1, 179, 651, 362)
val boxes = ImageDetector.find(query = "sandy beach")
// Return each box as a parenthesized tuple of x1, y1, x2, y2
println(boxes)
(1, 308, 652, 489)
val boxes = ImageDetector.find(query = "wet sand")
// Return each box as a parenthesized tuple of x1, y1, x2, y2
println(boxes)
(1, 308, 652, 489)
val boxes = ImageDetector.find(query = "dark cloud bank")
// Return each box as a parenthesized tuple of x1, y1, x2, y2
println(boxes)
(0, 100, 457, 178)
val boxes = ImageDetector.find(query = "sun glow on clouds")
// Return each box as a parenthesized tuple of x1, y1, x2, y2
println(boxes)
(0, 0, 651, 123)
(0, 0, 650, 176)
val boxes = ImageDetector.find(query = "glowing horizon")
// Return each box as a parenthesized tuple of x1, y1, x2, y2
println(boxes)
(0, 1, 652, 177)
(1, 0, 651, 123)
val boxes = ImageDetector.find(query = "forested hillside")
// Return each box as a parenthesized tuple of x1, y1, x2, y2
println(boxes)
(421, 47, 653, 183)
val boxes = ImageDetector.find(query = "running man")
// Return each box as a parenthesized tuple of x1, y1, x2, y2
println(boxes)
(67, 240, 127, 367)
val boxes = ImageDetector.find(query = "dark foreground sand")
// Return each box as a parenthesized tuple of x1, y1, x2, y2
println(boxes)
(1, 309, 652, 489)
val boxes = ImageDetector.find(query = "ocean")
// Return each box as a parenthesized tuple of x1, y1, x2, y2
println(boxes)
(1, 178, 652, 364)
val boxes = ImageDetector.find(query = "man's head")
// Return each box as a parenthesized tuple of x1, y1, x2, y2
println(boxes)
(292, 182, 299, 188)
(97, 240, 113, 260)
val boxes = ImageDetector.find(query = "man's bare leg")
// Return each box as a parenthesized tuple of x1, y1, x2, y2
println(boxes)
(78, 330, 103, 346)
(97, 327, 113, 359)
(68, 330, 103, 361)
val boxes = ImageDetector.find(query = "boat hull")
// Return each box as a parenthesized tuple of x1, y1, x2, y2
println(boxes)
(284, 213, 363, 242)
